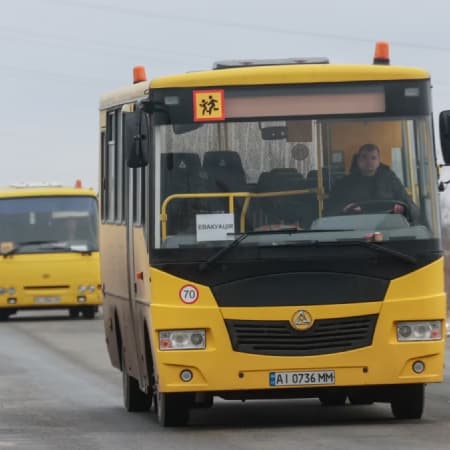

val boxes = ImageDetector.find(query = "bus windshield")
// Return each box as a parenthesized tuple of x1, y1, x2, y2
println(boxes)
(0, 196, 99, 253)
(154, 114, 439, 250)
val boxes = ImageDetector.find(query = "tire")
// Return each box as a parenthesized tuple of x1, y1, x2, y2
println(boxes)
(319, 389, 347, 406)
(155, 390, 192, 427)
(122, 348, 152, 412)
(69, 308, 79, 319)
(0, 310, 11, 321)
(348, 390, 374, 405)
(390, 384, 424, 420)
(82, 306, 96, 319)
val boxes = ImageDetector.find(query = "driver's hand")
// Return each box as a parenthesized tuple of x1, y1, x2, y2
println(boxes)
(343, 202, 362, 213)
(391, 203, 405, 214)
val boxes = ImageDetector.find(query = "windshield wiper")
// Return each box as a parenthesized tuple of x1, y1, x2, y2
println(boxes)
(285, 239, 417, 265)
(198, 231, 416, 271)
(199, 233, 249, 271)
(2, 240, 92, 256)
(2, 240, 64, 256)
(339, 240, 417, 265)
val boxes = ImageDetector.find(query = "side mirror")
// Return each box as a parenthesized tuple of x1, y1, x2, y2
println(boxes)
(124, 110, 149, 168)
(439, 110, 450, 164)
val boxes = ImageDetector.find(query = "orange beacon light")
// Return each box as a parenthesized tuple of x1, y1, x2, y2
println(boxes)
(133, 65, 147, 84)
(373, 41, 390, 65)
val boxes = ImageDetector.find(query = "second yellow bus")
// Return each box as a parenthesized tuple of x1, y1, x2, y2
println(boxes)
(0, 183, 101, 320)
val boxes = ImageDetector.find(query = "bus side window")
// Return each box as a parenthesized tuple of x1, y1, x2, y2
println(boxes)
(103, 109, 120, 223)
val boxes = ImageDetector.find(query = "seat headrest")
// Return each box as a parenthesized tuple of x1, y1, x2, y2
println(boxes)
(161, 153, 201, 172)
(270, 168, 302, 178)
(306, 168, 329, 181)
(203, 151, 244, 171)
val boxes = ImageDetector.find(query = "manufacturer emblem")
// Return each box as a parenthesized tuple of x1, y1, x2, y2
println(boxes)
(290, 310, 314, 330)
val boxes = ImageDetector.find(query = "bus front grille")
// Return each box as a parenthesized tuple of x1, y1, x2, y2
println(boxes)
(225, 314, 378, 356)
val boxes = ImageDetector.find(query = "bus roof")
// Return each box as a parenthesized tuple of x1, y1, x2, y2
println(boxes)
(99, 81, 149, 110)
(99, 64, 430, 110)
(0, 186, 97, 199)
(150, 64, 430, 89)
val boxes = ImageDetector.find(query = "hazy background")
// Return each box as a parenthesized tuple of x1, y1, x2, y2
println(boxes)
(2, 0, 450, 194)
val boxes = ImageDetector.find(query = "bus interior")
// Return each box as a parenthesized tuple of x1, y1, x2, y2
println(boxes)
(156, 117, 438, 248)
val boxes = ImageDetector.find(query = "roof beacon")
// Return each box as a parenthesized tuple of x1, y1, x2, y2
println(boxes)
(133, 65, 147, 84)
(373, 41, 390, 65)
(75, 179, 83, 188)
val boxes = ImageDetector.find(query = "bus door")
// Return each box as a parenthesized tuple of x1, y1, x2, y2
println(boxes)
(124, 108, 151, 391)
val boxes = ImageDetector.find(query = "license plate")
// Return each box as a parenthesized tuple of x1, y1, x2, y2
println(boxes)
(34, 296, 61, 304)
(269, 370, 335, 386)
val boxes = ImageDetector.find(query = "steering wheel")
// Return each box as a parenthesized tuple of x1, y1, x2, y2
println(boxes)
(343, 200, 409, 217)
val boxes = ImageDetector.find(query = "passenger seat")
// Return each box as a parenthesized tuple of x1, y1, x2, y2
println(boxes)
(160, 153, 209, 234)
(202, 151, 247, 192)
(250, 168, 315, 228)
(202, 151, 247, 225)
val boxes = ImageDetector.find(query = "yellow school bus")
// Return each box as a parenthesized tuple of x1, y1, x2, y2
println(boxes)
(99, 42, 448, 426)
(0, 183, 101, 320)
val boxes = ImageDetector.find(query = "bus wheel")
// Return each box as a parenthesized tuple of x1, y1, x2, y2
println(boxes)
(69, 308, 80, 319)
(0, 310, 11, 321)
(318, 389, 347, 406)
(390, 384, 424, 420)
(348, 390, 374, 405)
(122, 366, 151, 412)
(82, 306, 97, 319)
(155, 390, 192, 427)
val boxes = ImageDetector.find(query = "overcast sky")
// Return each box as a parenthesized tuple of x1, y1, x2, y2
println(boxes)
(2, 0, 450, 195)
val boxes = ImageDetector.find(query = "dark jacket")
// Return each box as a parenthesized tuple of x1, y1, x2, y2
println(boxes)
(326, 164, 419, 221)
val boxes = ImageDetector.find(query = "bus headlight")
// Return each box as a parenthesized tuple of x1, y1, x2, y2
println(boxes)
(8, 287, 16, 295)
(0, 288, 6, 295)
(78, 285, 87, 293)
(396, 320, 442, 341)
(87, 285, 96, 293)
(159, 329, 206, 350)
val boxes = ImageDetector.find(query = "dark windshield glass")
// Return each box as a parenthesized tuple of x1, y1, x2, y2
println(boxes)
(0, 196, 98, 253)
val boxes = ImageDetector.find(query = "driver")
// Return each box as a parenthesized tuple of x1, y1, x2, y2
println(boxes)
(325, 143, 418, 220)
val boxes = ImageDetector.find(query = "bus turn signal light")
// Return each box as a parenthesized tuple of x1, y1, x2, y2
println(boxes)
(373, 41, 390, 65)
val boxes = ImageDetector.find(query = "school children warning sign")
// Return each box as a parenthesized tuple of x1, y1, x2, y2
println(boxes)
(196, 213, 235, 242)
(193, 89, 225, 122)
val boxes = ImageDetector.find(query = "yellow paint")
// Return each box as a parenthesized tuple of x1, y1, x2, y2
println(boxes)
(385, 258, 445, 300)
(151, 64, 429, 89)
(149, 264, 446, 393)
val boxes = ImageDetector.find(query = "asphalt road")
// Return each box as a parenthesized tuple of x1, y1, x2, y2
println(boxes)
(0, 311, 449, 450)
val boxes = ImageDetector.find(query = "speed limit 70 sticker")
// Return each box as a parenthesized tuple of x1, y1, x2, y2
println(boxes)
(179, 285, 199, 304)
